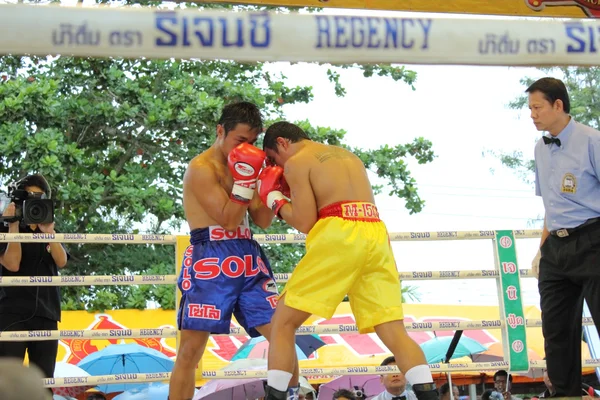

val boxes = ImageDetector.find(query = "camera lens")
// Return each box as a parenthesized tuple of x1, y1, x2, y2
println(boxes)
(23, 199, 54, 225)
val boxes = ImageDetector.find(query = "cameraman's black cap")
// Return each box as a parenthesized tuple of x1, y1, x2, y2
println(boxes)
(16, 174, 51, 198)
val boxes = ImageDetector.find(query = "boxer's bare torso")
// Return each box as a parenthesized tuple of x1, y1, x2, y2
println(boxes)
(183, 148, 234, 230)
(284, 141, 375, 210)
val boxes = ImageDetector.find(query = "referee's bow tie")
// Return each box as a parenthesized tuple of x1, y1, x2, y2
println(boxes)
(543, 136, 561, 146)
(392, 397, 406, 400)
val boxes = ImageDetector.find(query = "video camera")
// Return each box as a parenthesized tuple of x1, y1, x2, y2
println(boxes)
(0, 181, 54, 225)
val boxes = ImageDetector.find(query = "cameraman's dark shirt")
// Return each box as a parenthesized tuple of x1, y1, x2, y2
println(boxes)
(0, 224, 67, 322)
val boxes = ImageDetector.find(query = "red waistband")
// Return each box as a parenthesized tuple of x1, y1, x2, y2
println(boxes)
(318, 201, 381, 221)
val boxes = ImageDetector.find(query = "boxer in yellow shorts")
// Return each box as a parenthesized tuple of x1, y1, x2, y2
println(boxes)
(283, 200, 404, 333)
(258, 122, 440, 400)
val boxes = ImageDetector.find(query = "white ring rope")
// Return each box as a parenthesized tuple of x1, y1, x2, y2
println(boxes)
(3, 317, 585, 341)
(0, 4, 598, 66)
(0, 230, 541, 245)
(0, 270, 536, 287)
(38, 360, 600, 388)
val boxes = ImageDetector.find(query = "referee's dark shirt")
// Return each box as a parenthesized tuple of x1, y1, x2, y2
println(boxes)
(0, 224, 65, 322)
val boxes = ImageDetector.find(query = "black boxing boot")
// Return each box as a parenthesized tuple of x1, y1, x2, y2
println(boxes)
(412, 383, 440, 400)
(265, 385, 288, 400)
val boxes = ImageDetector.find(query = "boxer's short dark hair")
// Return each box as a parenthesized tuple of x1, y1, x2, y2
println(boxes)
(263, 121, 311, 152)
(218, 101, 263, 135)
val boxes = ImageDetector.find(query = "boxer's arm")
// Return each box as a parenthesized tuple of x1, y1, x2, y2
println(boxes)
(278, 161, 318, 234)
(185, 163, 248, 231)
(248, 194, 274, 229)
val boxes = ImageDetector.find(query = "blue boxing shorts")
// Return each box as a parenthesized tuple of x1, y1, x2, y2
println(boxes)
(176, 219, 278, 338)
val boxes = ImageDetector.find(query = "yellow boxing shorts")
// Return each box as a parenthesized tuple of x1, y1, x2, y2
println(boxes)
(282, 201, 404, 334)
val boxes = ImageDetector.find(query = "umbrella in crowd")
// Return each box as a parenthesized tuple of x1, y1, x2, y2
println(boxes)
(53, 362, 96, 398)
(194, 378, 265, 400)
(231, 334, 326, 361)
(420, 336, 487, 364)
(77, 343, 174, 394)
(113, 382, 198, 400)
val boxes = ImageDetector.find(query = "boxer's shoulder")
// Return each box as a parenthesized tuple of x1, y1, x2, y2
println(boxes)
(186, 153, 229, 184)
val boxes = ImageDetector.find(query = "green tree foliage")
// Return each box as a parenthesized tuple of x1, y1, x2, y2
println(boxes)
(0, 3, 435, 311)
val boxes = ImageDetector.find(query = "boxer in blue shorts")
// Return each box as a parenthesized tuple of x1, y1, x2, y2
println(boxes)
(168, 102, 297, 400)
(177, 216, 278, 336)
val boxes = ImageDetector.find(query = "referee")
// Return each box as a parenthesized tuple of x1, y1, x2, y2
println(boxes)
(530, 77, 600, 397)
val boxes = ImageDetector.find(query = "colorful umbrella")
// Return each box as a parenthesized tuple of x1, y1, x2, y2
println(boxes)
(471, 342, 542, 363)
(231, 334, 326, 361)
(113, 383, 197, 400)
(77, 343, 174, 394)
(193, 378, 265, 400)
(53, 362, 95, 398)
(420, 336, 487, 364)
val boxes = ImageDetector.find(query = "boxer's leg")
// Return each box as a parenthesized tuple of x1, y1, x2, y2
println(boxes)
(254, 323, 300, 388)
(265, 218, 362, 400)
(350, 220, 438, 400)
(169, 329, 210, 400)
(265, 294, 311, 400)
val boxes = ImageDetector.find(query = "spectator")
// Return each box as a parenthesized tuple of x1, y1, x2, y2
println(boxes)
(333, 389, 358, 400)
(493, 370, 518, 400)
(372, 356, 418, 400)
(0, 358, 47, 400)
(439, 383, 459, 400)
(481, 389, 494, 400)
(0, 174, 68, 381)
(86, 393, 107, 400)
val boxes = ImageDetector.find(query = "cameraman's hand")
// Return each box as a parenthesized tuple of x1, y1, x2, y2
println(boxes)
(2, 202, 15, 218)
(2, 203, 19, 231)
(38, 222, 55, 234)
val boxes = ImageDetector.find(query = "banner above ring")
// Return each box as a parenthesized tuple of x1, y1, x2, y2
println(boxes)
(2, 4, 600, 66)
(191, 0, 600, 19)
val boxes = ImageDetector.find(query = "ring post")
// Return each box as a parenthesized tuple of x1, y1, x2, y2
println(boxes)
(493, 230, 529, 373)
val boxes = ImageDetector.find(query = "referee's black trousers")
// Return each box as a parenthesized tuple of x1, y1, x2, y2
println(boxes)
(539, 222, 600, 397)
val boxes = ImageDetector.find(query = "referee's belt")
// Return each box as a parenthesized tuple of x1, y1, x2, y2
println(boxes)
(550, 217, 600, 238)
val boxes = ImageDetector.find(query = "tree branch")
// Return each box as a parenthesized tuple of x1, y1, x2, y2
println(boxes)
(77, 131, 145, 231)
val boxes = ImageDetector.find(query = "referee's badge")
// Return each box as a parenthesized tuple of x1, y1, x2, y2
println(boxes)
(561, 173, 577, 194)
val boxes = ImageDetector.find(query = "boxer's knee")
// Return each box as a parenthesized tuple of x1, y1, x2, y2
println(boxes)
(176, 330, 210, 368)
(272, 295, 310, 331)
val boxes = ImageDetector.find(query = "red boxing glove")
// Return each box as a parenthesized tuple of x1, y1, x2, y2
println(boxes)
(258, 166, 290, 217)
(280, 175, 291, 198)
(228, 143, 266, 205)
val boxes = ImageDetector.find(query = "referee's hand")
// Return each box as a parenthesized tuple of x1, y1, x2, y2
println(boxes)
(532, 249, 541, 279)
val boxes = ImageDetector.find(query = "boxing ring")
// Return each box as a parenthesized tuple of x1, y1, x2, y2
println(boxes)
(2, 2, 600, 394)
(0, 229, 598, 391)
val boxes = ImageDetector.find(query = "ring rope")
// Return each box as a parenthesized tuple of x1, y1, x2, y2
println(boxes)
(5, 317, 596, 340)
(0, 317, 567, 341)
(0, 230, 541, 245)
(39, 360, 600, 388)
(0, 269, 536, 287)
(0, 4, 596, 67)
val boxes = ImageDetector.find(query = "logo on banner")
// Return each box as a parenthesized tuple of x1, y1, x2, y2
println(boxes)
(499, 236, 513, 249)
(526, 0, 600, 17)
(60, 315, 176, 365)
(511, 339, 525, 353)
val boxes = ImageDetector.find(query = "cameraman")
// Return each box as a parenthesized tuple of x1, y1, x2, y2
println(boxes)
(0, 174, 67, 379)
